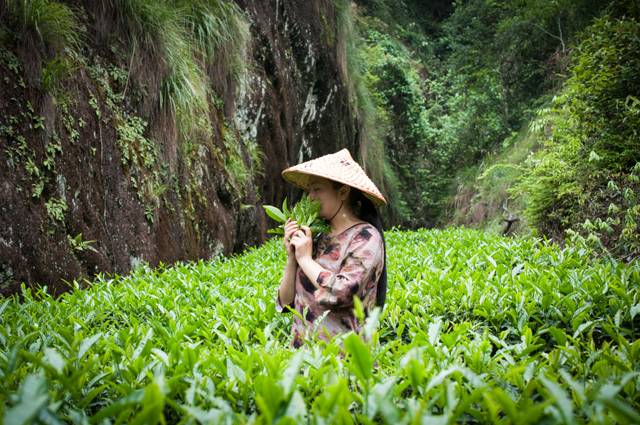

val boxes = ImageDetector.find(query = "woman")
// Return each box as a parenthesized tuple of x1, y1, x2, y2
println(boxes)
(276, 148, 388, 348)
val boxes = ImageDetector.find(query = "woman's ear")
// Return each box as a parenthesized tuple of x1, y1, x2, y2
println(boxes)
(339, 184, 350, 201)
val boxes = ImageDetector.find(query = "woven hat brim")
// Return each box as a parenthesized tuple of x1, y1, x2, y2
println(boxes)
(282, 164, 387, 206)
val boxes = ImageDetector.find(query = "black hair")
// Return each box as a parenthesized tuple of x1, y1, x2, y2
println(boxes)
(331, 180, 388, 311)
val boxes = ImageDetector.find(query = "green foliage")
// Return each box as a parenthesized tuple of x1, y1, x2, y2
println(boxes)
(0, 55, 61, 200)
(115, 0, 208, 124)
(116, 116, 156, 169)
(354, 0, 610, 228)
(437, 0, 604, 126)
(1, 0, 83, 92)
(103, 0, 256, 210)
(0, 47, 22, 79)
(444, 119, 540, 232)
(1, 0, 82, 54)
(40, 55, 76, 92)
(86, 60, 166, 224)
(109, 0, 249, 138)
(220, 121, 251, 200)
(67, 233, 99, 254)
(560, 17, 640, 170)
(1, 227, 639, 422)
(334, 0, 404, 226)
(44, 196, 67, 223)
(181, 0, 250, 81)
(263, 194, 331, 237)
(511, 15, 640, 260)
(350, 0, 578, 227)
(357, 22, 445, 226)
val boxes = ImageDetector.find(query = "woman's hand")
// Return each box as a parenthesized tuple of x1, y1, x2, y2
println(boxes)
(290, 225, 313, 262)
(283, 218, 299, 257)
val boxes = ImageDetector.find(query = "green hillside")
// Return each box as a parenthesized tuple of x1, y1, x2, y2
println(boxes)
(2, 227, 639, 423)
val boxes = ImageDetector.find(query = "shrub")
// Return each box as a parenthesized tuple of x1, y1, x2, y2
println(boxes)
(511, 16, 640, 260)
(1, 227, 639, 422)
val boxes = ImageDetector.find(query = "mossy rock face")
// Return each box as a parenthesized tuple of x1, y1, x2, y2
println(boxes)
(0, 1, 364, 296)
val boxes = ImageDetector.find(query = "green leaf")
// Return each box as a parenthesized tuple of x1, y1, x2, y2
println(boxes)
(600, 397, 640, 423)
(0, 299, 9, 316)
(130, 378, 166, 425)
(353, 296, 365, 323)
(91, 388, 145, 423)
(282, 350, 304, 395)
(131, 328, 153, 361)
(44, 347, 65, 374)
(344, 333, 372, 385)
(182, 405, 224, 423)
(540, 375, 574, 424)
(427, 317, 443, 345)
(263, 205, 287, 223)
(78, 333, 102, 359)
(482, 388, 518, 422)
(284, 390, 307, 420)
(3, 371, 49, 425)
(547, 326, 567, 346)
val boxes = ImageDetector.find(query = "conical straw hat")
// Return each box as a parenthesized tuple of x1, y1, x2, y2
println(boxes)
(281, 148, 387, 207)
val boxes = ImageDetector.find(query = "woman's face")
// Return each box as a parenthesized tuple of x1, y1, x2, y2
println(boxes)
(307, 177, 348, 219)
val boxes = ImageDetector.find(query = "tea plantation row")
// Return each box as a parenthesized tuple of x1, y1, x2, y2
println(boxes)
(1, 227, 639, 424)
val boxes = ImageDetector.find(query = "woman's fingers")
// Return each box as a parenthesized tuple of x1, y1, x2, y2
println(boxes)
(289, 229, 307, 244)
(285, 226, 301, 245)
(284, 221, 299, 237)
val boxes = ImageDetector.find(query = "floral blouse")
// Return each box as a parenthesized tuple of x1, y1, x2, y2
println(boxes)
(276, 221, 385, 348)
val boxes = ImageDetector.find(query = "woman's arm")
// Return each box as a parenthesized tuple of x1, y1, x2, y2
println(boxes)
(290, 225, 327, 290)
(297, 256, 326, 290)
(278, 218, 300, 308)
(278, 254, 298, 307)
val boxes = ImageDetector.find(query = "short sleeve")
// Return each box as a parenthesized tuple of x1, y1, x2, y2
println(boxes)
(314, 226, 384, 308)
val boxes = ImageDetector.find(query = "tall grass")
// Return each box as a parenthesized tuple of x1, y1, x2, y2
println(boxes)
(100, 0, 254, 201)
(106, 0, 204, 133)
(182, 0, 250, 83)
(106, 0, 250, 137)
(1, 0, 82, 88)
(1, 0, 81, 53)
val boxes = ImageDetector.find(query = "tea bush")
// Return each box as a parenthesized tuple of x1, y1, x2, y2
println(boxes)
(1, 227, 639, 423)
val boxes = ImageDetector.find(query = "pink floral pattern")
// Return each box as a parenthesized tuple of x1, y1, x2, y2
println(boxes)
(276, 222, 385, 348)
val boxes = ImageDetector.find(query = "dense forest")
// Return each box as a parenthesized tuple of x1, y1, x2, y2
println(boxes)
(351, 0, 639, 256)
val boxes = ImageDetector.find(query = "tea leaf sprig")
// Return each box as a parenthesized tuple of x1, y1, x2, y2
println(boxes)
(263, 194, 331, 237)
